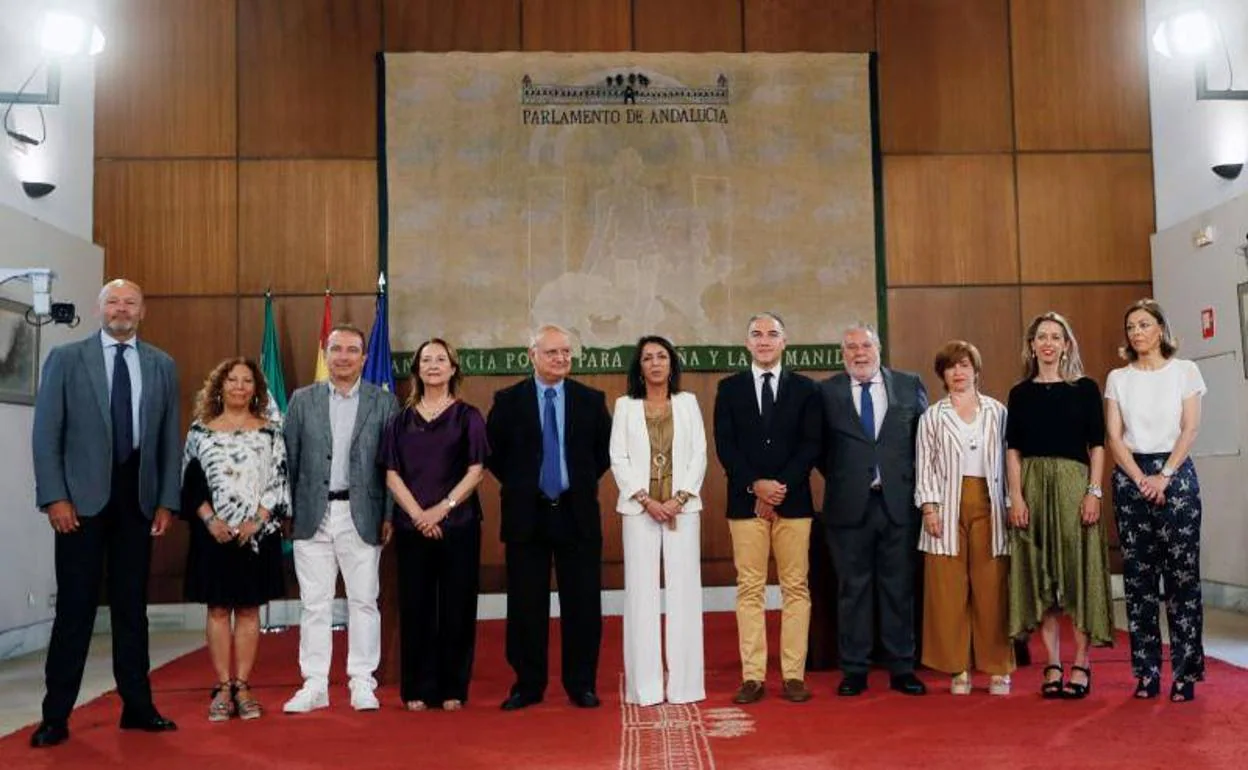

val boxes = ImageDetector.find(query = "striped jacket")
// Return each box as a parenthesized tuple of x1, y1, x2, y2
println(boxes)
(914, 394, 1009, 557)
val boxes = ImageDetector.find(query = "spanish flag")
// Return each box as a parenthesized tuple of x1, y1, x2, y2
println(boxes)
(313, 289, 332, 382)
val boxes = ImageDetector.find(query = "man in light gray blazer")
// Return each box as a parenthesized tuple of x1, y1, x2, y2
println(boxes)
(30, 279, 181, 748)
(282, 324, 399, 714)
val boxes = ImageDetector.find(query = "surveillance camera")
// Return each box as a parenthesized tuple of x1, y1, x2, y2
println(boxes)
(50, 302, 76, 324)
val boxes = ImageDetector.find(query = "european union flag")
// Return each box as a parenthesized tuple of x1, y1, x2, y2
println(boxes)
(362, 279, 396, 393)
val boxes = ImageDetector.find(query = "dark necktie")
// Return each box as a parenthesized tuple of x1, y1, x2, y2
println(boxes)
(858, 380, 875, 440)
(760, 372, 775, 423)
(112, 343, 134, 464)
(539, 387, 563, 499)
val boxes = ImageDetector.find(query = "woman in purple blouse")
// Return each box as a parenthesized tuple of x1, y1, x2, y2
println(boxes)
(381, 338, 488, 712)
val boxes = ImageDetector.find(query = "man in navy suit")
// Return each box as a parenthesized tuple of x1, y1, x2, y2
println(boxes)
(487, 324, 612, 711)
(713, 312, 821, 704)
(30, 279, 181, 748)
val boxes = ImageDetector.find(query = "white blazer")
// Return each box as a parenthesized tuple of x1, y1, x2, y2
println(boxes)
(914, 394, 1009, 557)
(610, 392, 707, 515)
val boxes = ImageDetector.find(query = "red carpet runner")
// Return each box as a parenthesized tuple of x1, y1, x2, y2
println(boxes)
(3, 612, 1248, 768)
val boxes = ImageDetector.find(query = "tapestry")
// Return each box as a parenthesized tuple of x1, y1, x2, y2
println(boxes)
(384, 52, 877, 374)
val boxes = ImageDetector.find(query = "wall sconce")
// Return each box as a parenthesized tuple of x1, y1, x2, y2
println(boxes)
(21, 181, 55, 198)
(1212, 163, 1244, 180)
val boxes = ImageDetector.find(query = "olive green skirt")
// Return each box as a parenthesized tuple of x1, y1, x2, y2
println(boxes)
(1007, 456, 1114, 646)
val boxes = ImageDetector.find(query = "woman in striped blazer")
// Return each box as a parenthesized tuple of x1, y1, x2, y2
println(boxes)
(914, 340, 1014, 695)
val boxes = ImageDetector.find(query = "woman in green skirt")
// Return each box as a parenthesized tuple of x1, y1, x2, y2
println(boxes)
(1005, 312, 1114, 699)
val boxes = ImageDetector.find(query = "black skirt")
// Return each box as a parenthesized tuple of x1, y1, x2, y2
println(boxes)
(183, 520, 286, 608)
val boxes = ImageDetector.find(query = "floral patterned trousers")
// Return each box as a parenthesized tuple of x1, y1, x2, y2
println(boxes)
(1112, 454, 1204, 685)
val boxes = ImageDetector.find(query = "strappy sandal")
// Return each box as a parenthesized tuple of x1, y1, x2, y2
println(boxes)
(208, 681, 235, 722)
(1063, 665, 1092, 699)
(405, 700, 428, 711)
(1170, 681, 1196, 703)
(1134, 676, 1160, 699)
(950, 671, 971, 695)
(442, 699, 463, 711)
(234, 680, 263, 720)
(1041, 665, 1064, 699)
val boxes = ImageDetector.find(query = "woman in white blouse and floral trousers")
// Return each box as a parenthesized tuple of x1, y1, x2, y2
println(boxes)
(1105, 299, 1206, 703)
(915, 341, 1014, 695)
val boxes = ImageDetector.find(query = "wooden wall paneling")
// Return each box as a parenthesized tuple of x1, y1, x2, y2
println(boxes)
(141, 296, 240, 601)
(877, 0, 1012, 153)
(1010, 0, 1150, 151)
(883, 154, 1019, 286)
(94, 160, 238, 295)
(886, 286, 1022, 400)
(238, 160, 379, 295)
(94, 0, 237, 158)
(633, 0, 743, 53)
(1016, 153, 1154, 283)
(742, 0, 875, 52)
(521, 0, 632, 51)
(384, 0, 521, 51)
(237, 293, 380, 393)
(238, 0, 383, 158)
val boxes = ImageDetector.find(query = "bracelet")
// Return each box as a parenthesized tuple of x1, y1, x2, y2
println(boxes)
(675, 491, 691, 506)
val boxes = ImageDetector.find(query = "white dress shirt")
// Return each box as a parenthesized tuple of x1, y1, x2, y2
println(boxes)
(750, 363, 782, 413)
(100, 330, 142, 450)
(327, 378, 361, 490)
(849, 370, 887, 437)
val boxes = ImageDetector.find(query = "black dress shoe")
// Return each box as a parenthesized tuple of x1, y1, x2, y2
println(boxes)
(569, 691, 601, 708)
(890, 672, 927, 696)
(30, 721, 68, 748)
(837, 673, 868, 696)
(500, 692, 542, 711)
(119, 711, 178, 732)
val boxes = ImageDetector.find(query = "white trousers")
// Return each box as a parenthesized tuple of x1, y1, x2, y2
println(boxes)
(622, 512, 705, 706)
(293, 501, 381, 691)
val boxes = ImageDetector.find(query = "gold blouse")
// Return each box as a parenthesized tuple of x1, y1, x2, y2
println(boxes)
(646, 406, 674, 503)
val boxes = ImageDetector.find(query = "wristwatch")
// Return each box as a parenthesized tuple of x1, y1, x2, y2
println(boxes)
(1086, 484, 1103, 499)
(1160, 466, 1176, 479)
(444, 496, 458, 509)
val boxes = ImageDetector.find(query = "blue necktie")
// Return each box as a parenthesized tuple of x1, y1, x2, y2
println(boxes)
(112, 343, 133, 464)
(540, 387, 563, 499)
(859, 381, 879, 485)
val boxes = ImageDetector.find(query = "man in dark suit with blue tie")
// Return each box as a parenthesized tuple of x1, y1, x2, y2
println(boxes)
(29, 279, 181, 748)
(486, 324, 612, 710)
(818, 324, 928, 697)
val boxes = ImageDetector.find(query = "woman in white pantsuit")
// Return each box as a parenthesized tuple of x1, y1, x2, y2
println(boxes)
(611, 335, 708, 706)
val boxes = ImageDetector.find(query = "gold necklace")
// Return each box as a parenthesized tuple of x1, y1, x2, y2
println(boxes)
(418, 395, 453, 418)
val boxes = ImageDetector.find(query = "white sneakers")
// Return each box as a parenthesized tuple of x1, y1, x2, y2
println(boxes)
(350, 682, 380, 711)
(283, 685, 329, 713)
(283, 682, 380, 713)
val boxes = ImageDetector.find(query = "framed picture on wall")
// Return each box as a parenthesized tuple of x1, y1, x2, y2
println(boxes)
(1239, 283, 1248, 380)
(0, 297, 39, 405)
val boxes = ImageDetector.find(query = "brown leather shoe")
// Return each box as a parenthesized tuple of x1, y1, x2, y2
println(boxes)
(732, 680, 764, 704)
(781, 679, 812, 703)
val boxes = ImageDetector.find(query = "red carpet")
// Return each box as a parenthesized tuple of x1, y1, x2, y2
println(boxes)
(4, 612, 1248, 768)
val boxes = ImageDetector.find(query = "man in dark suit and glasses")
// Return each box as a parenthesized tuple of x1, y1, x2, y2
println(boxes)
(30, 279, 181, 748)
(713, 312, 821, 705)
(818, 323, 928, 696)
(487, 324, 612, 710)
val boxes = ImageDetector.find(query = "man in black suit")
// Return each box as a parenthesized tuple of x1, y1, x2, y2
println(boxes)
(713, 312, 821, 704)
(818, 323, 928, 696)
(486, 324, 612, 710)
(29, 279, 180, 748)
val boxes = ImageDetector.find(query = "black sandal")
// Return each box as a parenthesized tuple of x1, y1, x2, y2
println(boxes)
(1170, 681, 1195, 703)
(1063, 665, 1092, 699)
(1134, 676, 1160, 699)
(1041, 664, 1064, 699)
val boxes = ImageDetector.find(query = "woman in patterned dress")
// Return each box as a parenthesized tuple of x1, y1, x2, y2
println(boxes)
(182, 358, 289, 721)
(1105, 299, 1206, 702)
(1005, 312, 1114, 699)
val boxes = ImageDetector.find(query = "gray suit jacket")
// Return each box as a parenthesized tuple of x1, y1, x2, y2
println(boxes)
(818, 368, 928, 527)
(32, 334, 181, 519)
(284, 380, 399, 545)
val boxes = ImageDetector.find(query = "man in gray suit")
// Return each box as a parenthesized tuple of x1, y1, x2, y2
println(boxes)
(818, 324, 928, 697)
(282, 324, 399, 714)
(30, 279, 181, 748)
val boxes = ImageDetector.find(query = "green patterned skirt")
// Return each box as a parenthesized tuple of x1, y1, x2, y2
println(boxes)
(1007, 456, 1114, 646)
